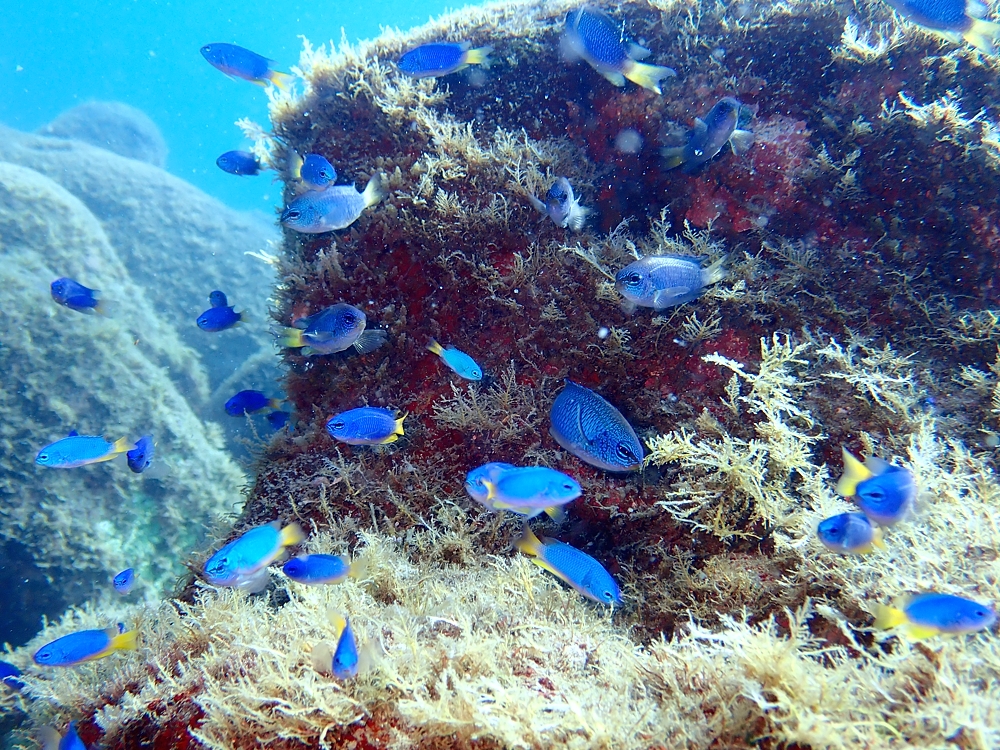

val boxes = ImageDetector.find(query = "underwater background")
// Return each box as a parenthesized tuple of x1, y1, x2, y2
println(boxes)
(3, 0, 1000, 747)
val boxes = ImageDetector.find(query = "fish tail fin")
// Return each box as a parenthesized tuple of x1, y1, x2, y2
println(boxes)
(361, 174, 387, 209)
(268, 398, 284, 411)
(544, 506, 567, 523)
(871, 526, 886, 550)
(236, 309, 248, 326)
(702, 255, 729, 286)
(661, 146, 686, 170)
(964, 18, 1000, 54)
(344, 554, 366, 580)
(275, 326, 305, 348)
(873, 603, 907, 631)
(464, 45, 493, 68)
(515, 523, 543, 557)
(112, 436, 135, 454)
(267, 70, 292, 91)
(394, 412, 407, 437)
(280, 522, 306, 548)
(623, 61, 676, 95)
(836, 447, 874, 497)
(326, 606, 348, 639)
(289, 151, 303, 180)
(110, 629, 138, 652)
(426, 338, 444, 356)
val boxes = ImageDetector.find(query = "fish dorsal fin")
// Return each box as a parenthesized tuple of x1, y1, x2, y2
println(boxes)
(864, 456, 893, 475)
(68, 430, 79, 437)
(693, 117, 708, 136)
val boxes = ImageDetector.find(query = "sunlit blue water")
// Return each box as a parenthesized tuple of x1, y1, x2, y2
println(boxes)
(0, 0, 452, 212)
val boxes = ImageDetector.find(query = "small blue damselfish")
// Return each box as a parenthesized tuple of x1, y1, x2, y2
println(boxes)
(311, 609, 361, 680)
(50, 277, 105, 315)
(203, 520, 305, 591)
(875, 593, 996, 639)
(283, 554, 353, 585)
(836, 448, 915, 526)
(816, 512, 884, 554)
(36, 433, 134, 469)
(516, 525, 621, 605)
(225, 390, 282, 416)
(427, 339, 483, 380)
(299, 154, 337, 190)
(0, 660, 23, 690)
(200, 43, 290, 89)
(327, 407, 406, 445)
(216, 150, 261, 176)
(397, 42, 493, 78)
(126, 435, 154, 474)
(33, 626, 137, 667)
(275, 303, 388, 357)
(197, 290, 244, 331)
(113, 568, 135, 594)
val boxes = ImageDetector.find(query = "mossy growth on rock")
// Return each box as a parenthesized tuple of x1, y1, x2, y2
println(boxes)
(4, 0, 1000, 746)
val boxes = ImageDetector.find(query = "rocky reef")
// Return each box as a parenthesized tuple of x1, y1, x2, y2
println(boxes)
(36, 101, 170, 169)
(3, 0, 1000, 747)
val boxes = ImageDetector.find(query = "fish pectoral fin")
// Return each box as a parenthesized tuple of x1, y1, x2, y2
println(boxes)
(353, 329, 388, 355)
(836, 447, 874, 497)
(693, 117, 709, 136)
(601, 71, 627, 87)
(729, 129, 755, 156)
(652, 287, 690, 309)
(544, 506, 567, 522)
(527, 194, 546, 215)
(661, 146, 686, 169)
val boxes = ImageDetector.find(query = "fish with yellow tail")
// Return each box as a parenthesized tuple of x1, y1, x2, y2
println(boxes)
(203, 520, 305, 592)
(311, 607, 363, 680)
(36, 432, 134, 469)
(874, 593, 996, 639)
(515, 524, 621, 605)
(883, 0, 1000, 54)
(836, 447, 915, 526)
(33, 626, 137, 667)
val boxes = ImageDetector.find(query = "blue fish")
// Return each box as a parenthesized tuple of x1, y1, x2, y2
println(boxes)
(836, 448, 915, 526)
(225, 390, 282, 416)
(327, 407, 406, 445)
(397, 42, 493, 78)
(549, 381, 644, 472)
(281, 175, 386, 233)
(528, 178, 589, 231)
(33, 626, 137, 667)
(36, 433, 134, 469)
(883, 0, 1000, 53)
(200, 43, 290, 88)
(126, 435, 154, 474)
(197, 290, 244, 332)
(478, 465, 580, 520)
(113, 568, 135, 594)
(50, 278, 105, 315)
(427, 339, 483, 380)
(0, 660, 24, 690)
(298, 154, 337, 190)
(816, 512, 884, 554)
(58, 722, 87, 750)
(663, 98, 755, 173)
(516, 525, 621, 605)
(283, 554, 353, 585)
(465, 462, 517, 506)
(875, 593, 996, 639)
(330, 614, 359, 679)
(615, 255, 729, 309)
(216, 150, 261, 176)
(561, 7, 675, 94)
(266, 410, 291, 430)
(203, 520, 305, 590)
(275, 303, 387, 357)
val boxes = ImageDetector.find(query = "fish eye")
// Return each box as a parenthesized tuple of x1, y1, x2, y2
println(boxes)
(866, 489, 885, 500)
(331, 420, 346, 431)
(694, 148, 704, 157)
(284, 209, 301, 221)
(623, 272, 642, 286)
(38, 453, 48, 461)
(615, 444, 637, 462)
(602, 590, 614, 601)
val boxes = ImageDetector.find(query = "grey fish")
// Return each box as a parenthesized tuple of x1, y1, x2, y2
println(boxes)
(615, 254, 727, 310)
(281, 174, 386, 233)
(663, 97, 755, 173)
(549, 381, 643, 472)
(528, 177, 589, 231)
(274, 303, 387, 357)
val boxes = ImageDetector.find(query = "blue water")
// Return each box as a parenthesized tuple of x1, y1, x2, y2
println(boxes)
(0, 0, 452, 212)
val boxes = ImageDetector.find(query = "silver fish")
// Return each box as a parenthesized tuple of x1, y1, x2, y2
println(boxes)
(528, 178, 589, 231)
(281, 174, 386, 233)
(663, 97, 755, 173)
(615, 254, 727, 310)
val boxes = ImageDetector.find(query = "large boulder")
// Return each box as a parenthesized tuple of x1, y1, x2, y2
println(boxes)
(36, 101, 169, 168)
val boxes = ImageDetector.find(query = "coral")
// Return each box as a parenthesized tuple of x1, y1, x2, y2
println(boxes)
(36, 101, 169, 168)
